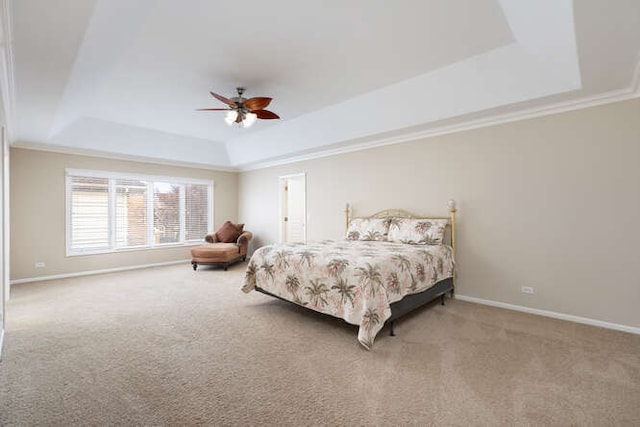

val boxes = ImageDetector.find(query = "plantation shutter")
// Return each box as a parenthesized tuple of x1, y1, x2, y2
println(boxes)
(69, 176, 110, 252)
(185, 183, 209, 241)
(67, 169, 212, 255)
(153, 182, 180, 244)
(115, 179, 148, 248)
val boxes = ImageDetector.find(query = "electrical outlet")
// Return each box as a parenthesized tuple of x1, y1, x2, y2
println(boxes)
(35, 262, 45, 269)
(521, 286, 534, 294)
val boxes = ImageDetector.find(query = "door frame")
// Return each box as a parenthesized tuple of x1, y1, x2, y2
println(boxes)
(278, 173, 306, 243)
(0, 125, 7, 360)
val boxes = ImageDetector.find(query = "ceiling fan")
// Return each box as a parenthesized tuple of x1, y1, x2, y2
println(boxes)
(197, 87, 280, 128)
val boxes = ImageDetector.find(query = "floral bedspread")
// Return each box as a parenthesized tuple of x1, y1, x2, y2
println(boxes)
(242, 240, 455, 350)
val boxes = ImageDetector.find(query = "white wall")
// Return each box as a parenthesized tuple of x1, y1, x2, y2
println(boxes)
(239, 98, 640, 329)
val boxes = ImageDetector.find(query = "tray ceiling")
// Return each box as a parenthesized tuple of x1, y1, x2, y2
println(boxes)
(7, 0, 640, 169)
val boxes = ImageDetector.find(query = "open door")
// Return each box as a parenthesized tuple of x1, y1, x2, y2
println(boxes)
(280, 173, 306, 243)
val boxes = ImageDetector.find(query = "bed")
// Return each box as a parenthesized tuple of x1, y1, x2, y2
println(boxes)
(241, 201, 457, 350)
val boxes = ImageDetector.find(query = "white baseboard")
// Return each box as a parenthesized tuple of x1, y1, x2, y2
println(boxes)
(9, 259, 191, 285)
(456, 294, 640, 335)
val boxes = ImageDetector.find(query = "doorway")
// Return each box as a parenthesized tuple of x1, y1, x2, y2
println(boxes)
(279, 173, 306, 243)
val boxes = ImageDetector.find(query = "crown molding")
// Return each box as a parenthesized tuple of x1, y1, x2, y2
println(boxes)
(11, 142, 240, 172)
(14, 76, 640, 174)
(0, 0, 16, 141)
(239, 79, 640, 172)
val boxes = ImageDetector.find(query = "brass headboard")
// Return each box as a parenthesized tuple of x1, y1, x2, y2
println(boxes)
(345, 200, 458, 281)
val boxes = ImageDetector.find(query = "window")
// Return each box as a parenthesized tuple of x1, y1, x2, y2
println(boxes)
(66, 169, 213, 256)
(185, 183, 210, 241)
(115, 179, 148, 248)
(69, 176, 109, 251)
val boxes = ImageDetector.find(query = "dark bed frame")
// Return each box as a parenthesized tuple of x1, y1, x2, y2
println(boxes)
(256, 276, 454, 337)
(385, 277, 454, 335)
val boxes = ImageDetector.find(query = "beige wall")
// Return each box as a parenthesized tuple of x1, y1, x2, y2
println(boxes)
(10, 149, 238, 280)
(239, 98, 640, 328)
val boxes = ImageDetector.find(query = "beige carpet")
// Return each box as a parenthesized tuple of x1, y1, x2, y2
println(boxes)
(1, 263, 639, 426)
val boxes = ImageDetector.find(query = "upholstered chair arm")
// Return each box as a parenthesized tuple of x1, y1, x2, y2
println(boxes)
(237, 231, 253, 247)
(204, 232, 219, 243)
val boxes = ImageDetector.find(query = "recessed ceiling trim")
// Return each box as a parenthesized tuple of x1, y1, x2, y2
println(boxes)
(226, 0, 582, 166)
(9, 1, 640, 170)
(11, 141, 239, 172)
(239, 82, 640, 172)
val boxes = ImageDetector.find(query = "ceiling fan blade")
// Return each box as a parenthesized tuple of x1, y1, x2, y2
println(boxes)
(244, 97, 272, 111)
(235, 113, 244, 123)
(254, 109, 280, 120)
(210, 91, 237, 107)
(195, 108, 229, 111)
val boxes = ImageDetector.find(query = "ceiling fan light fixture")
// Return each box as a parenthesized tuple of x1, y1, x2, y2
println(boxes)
(242, 112, 257, 128)
(224, 110, 238, 125)
(199, 87, 279, 127)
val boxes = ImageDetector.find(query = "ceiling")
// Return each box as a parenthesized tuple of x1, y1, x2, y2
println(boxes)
(5, 0, 640, 169)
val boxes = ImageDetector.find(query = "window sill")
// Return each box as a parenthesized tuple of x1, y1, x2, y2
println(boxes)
(66, 241, 203, 257)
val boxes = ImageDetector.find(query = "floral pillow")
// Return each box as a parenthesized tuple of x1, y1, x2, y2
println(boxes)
(346, 218, 390, 241)
(387, 218, 448, 245)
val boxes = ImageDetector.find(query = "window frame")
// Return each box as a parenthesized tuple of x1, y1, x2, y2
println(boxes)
(65, 169, 213, 257)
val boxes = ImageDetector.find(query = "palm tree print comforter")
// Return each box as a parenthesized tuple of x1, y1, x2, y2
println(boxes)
(242, 240, 455, 350)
